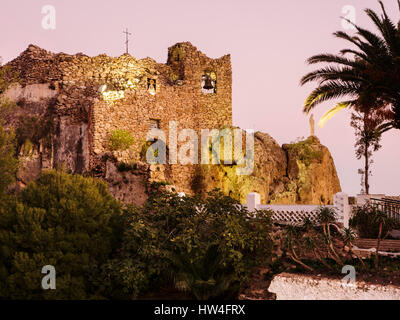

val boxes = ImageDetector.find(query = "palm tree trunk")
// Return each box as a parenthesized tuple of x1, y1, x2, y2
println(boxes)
(364, 146, 370, 195)
(330, 243, 344, 265)
(292, 247, 300, 260)
(355, 252, 367, 271)
(313, 249, 333, 270)
(327, 223, 343, 265)
(327, 246, 343, 266)
(348, 241, 367, 271)
(375, 222, 383, 269)
(290, 250, 314, 272)
(322, 223, 327, 237)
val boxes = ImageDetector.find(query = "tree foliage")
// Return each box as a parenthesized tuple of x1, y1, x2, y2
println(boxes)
(301, 1, 400, 131)
(0, 59, 18, 197)
(350, 204, 397, 238)
(103, 190, 274, 300)
(0, 170, 123, 299)
(285, 137, 323, 167)
(350, 110, 384, 194)
(0, 126, 18, 196)
(108, 129, 135, 151)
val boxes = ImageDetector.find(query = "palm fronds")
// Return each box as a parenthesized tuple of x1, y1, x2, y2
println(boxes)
(301, 2, 400, 130)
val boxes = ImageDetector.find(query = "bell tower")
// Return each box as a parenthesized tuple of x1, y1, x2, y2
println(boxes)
(166, 42, 232, 128)
(167, 43, 186, 82)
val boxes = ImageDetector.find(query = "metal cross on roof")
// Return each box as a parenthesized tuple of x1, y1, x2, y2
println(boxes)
(123, 28, 132, 54)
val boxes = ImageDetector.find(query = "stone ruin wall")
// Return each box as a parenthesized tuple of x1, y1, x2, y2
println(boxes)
(3, 42, 233, 197)
(91, 42, 232, 194)
(3, 43, 341, 205)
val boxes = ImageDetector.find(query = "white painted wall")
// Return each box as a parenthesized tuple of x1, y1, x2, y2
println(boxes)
(3, 83, 57, 102)
(269, 273, 400, 300)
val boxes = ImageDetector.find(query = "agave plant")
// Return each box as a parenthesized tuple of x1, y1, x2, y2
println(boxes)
(317, 207, 344, 266)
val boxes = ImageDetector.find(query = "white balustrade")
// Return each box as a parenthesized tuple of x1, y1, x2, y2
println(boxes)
(245, 192, 351, 227)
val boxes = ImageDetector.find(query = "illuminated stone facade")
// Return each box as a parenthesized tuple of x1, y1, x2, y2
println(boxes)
(4, 43, 341, 205)
(4, 43, 233, 198)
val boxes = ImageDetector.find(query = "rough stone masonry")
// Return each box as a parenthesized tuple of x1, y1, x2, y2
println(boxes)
(2, 42, 341, 205)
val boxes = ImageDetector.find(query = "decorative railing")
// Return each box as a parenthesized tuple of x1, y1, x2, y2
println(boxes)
(245, 192, 351, 227)
(370, 198, 400, 223)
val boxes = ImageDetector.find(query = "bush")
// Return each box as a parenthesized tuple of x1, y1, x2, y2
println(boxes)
(15, 115, 52, 152)
(0, 125, 18, 196)
(116, 161, 137, 172)
(0, 170, 123, 299)
(285, 137, 323, 166)
(109, 129, 134, 151)
(0, 65, 19, 197)
(105, 190, 274, 299)
(350, 204, 397, 238)
(0, 172, 273, 300)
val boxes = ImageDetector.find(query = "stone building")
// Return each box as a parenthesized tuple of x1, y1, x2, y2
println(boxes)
(2, 42, 341, 205)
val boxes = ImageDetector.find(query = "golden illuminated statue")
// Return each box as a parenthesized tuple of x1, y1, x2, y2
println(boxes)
(309, 113, 315, 136)
(148, 79, 156, 95)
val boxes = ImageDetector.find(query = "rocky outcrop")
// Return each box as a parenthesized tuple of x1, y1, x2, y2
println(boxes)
(2, 44, 341, 205)
(193, 130, 287, 204)
(271, 135, 342, 205)
(192, 132, 341, 205)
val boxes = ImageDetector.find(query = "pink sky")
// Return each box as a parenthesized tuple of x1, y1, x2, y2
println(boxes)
(1, 0, 399, 196)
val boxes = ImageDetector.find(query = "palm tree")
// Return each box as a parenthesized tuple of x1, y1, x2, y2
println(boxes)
(373, 210, 392, 269)
(301, 217, 334, 270)
(301, 1, 400, 131)
(283, 226, 314, 272)
(317, 207, 344, 266)
(350, 110, 384, 194)
(302, 217, 315, 232)
(303, 235, 333, 271)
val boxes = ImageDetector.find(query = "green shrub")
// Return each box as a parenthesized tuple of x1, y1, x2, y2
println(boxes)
(149, 180, 171, 191)
(167, 244, 237, 300)
(0, 125, 18, 196)
(105, 190, 274, 299)
(117, 161, 137, 172)
(350, 204, 398, 238)
(15, 115, 52, 152)
(0, 171, 273, 300)
(286, 137, 323, 166)
(0, 170, 123, 299)
(109, 129, 134, 151)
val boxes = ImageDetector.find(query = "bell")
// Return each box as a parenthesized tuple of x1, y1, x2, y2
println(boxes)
(203, 76, 214, 90)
